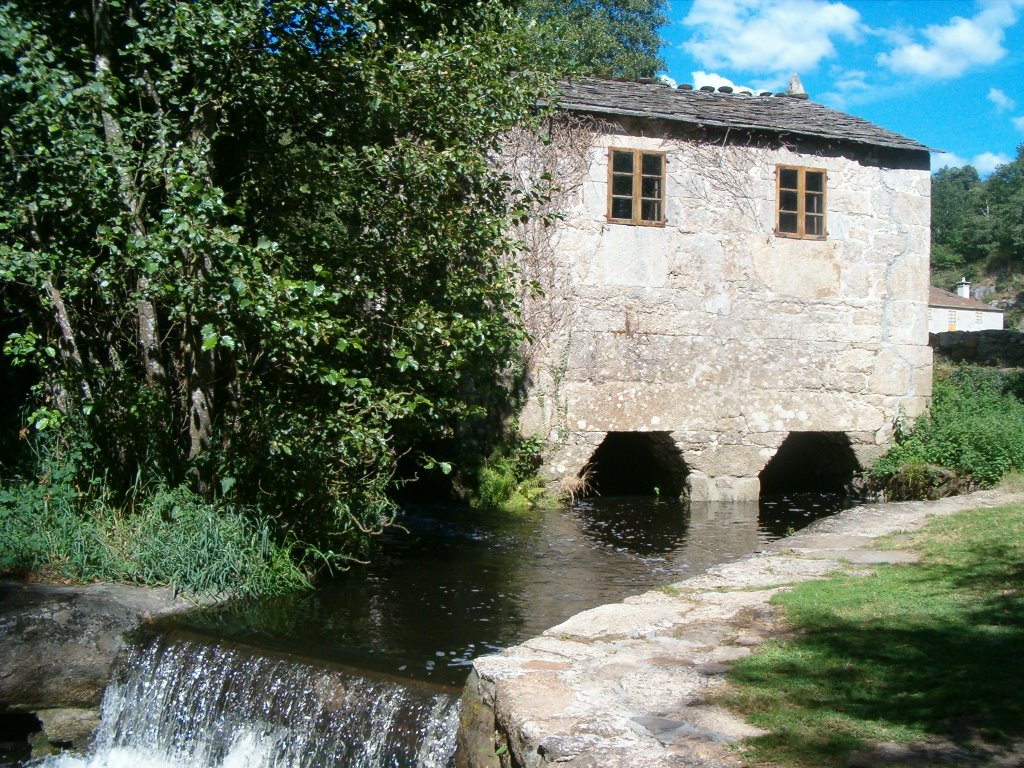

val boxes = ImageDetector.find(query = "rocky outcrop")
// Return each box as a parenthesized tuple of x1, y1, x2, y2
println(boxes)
(457, 488, 1021, 768)
(0, 581, 197, 751)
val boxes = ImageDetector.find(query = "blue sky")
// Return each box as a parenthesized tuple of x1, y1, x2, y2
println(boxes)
(659, 0, 1024, 174)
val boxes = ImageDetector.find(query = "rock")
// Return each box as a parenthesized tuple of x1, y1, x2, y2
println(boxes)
(0, 581, 198, 713)
(36, 708, 101, 750)
(537, 735, 600, 762)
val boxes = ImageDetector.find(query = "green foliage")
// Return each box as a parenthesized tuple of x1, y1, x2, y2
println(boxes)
(931, 147, 1024, 287)
(871, 364, 1024, 494)
(474, 435, 546, 512)
(0, 467, 310, 598)
(519, 0, 668, 79)
(0, 0, 553, 577)
(715, 503, 1024, 767)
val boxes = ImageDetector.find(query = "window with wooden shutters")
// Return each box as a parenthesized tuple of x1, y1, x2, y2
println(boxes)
(776, 165, 826, 239)
(607, 148, 666, 226)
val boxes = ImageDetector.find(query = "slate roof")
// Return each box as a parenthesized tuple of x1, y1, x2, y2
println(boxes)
(928, 286, 1003, 313)
(556, 78, 932, 154)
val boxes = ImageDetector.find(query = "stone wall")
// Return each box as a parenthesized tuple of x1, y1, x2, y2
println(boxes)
(521, 121, 933, 500)
(930, 330, 1024, 366)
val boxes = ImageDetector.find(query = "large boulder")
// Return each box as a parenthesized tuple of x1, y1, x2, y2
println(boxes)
(0, 581, 198, 750)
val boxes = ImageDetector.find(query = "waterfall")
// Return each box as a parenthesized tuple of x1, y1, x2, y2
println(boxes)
(44, 634, 460, 768)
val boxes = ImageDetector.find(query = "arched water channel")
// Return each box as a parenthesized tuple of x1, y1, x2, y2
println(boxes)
(30, 494, 849, 768)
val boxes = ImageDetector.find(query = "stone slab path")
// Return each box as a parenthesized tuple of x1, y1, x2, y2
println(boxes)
(459, 488, 1023, 768)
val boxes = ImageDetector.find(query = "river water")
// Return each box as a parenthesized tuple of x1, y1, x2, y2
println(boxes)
(30, 494, 847, 768)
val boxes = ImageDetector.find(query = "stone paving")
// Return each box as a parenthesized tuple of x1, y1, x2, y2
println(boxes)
(457, 488, 1023, 768)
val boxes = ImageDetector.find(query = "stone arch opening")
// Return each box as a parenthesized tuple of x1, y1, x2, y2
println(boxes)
(759, 431, 861, 494)
(583, 432, 688, 497)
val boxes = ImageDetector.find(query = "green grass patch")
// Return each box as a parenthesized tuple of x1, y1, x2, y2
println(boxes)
(0, 479, 311, 598)
(715, 503, 1024, 767)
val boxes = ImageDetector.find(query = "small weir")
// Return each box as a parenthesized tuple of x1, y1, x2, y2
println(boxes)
(42, 633, 459, 768)
(25, 494, 851, 767)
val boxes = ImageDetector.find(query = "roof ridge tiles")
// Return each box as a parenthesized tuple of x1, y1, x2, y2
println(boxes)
(555, 76, 933, 153)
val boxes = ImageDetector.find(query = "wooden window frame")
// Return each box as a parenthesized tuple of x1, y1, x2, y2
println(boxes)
(607, 148, 666, 227)
(775, 165, 827, 240)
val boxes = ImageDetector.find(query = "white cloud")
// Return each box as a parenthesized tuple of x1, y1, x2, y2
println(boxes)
(932, 152, 968, 172)
(690, 71, 759, 93)
(988, 87, 1016, 111)
(878, 0, 1024, 79)
(933, 150, 1012, 174)
(974, 151, 1013, 174)
(681, 0, 861, 75)
(1013, 115, 1024, 131)
(820, 67, 871, 108)
(659, 74, 679, 88)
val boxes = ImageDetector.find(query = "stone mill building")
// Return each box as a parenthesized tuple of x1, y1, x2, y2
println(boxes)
(518, 76, 933, 501)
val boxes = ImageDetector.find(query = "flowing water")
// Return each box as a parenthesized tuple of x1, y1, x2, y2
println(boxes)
(43, 633, 459, 768)
(31, 494, 848, 768)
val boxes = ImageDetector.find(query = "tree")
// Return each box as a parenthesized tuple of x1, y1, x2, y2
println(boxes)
(0, 0, 549, 561)
(931, 165, 984, 279)
(520, 0, 668, 80)
(984, 145, 1024, 273)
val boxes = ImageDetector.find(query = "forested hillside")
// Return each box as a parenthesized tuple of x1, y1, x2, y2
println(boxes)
(932, 145, 1024, 327)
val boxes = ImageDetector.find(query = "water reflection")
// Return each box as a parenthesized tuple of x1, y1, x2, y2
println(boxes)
(169, 495, 847, 687)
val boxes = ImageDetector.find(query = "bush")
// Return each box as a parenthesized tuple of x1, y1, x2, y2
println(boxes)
(871, 364, 1024, 495)
(473, 435, 546, 512)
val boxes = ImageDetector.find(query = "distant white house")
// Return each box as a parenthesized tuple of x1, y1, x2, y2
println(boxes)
(928, 278, 1004, 333)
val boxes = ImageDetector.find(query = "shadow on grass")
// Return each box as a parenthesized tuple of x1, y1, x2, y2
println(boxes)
(722, 526, 1024, 766)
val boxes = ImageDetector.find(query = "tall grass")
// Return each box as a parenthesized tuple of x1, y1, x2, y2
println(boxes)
(0, 476, 310, 598)
(870, 363, 1024, 497)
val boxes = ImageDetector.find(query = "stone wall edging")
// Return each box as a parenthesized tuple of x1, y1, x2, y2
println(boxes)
(457, 488, 1023, 768)
(931, 329, 1024, 366)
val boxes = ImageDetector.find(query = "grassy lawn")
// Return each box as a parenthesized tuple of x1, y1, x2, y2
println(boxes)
(714, 502, 1024, 767)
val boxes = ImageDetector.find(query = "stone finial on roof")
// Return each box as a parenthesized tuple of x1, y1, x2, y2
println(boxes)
(786, 73, 808, 99)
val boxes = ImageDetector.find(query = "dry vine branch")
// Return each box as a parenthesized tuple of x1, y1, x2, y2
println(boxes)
(499, 114, 611, 368)
(681, 129, 791, 232)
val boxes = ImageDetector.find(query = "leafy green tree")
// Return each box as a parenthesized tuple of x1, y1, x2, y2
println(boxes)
(0, 0, 548, 563)
(520, 0, 668, 79)
(984, 145, 1024, 273)
(932, 166, 980, 255)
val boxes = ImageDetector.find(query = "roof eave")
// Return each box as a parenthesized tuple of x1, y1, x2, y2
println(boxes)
(555, 101, 934, 154)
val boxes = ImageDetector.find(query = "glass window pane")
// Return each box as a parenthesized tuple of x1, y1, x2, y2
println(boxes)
(805, 172, 824, 192)
(641, 199, 661, 222)
(779, 168, 798, 189)
(611, 197, 632, 219)
(612, 151, 634, 173)
(641, 176, 661, 199)
(779, 212, 798, 233)
(805, 214, 823, 236)
(642, 153, 662, 176)
(805, 192, 823, 214)
(780, 190, 798, 212)
(612, 174, 633, 196)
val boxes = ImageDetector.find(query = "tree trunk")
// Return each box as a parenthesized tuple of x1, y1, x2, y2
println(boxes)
(92, 0, 166, 389)
(42, 275, 93, 408)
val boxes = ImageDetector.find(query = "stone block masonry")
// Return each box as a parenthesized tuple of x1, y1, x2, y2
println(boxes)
(931, 329, 1024, 366)
(521, 86, 933, 501)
